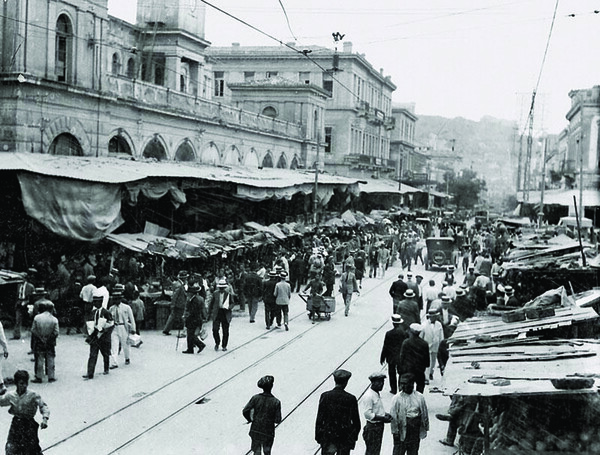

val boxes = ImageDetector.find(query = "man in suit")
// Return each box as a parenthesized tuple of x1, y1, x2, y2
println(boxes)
(163, 270, 188, 336)
(380, 314, 408, 395)
(388, 274, 407, 314)
(12, 269, 36, 340)
(82, 294, 115, 380)
(315, 369, 361, 455)
(182, 283, 207, 354)
(109, 284, 136, 368)
(208, 278, 233, 352)
(399, 324, 430, 393)
(31, 302, 59, 383)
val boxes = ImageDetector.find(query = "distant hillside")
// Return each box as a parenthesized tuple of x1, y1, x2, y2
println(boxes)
(415, 115, 518, 205)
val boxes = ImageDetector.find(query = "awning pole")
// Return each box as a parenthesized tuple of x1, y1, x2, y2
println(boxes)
(573, 195, 587, 267)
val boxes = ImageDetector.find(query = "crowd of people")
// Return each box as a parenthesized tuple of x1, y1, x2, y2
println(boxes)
(0, 213, 527, 454)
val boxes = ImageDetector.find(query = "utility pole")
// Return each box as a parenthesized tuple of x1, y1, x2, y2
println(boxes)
(539, 136, 547, 228)
(578, 134, 584, 225)
(313, 128, 320, 224)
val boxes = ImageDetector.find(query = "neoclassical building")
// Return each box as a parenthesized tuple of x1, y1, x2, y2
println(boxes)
(0, 0, 324, 169)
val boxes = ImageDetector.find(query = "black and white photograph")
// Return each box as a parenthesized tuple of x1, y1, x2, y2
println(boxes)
(0, 0, 599, 453)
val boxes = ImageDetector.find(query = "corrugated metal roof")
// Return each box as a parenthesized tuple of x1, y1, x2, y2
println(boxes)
(0, 153, 360, 189)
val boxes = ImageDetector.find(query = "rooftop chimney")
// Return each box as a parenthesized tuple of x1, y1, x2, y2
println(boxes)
(343, 42, 352, 53)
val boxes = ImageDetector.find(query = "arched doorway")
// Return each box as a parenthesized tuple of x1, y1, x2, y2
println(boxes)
(108, 135, 132, 156)
(261, 153, 274, 168)
(201, 143, 220, 165)
(244, 148, 260, 168)
(143, 137, 167, 161)
(49, 133, 83, 156)
(276, 154, 287, 169)
(223, 146, 241, 166)
(290, 156, 300, 170)
(175, 141, 196, 162)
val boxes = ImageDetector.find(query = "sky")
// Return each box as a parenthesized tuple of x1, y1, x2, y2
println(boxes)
(107, 0, 600, 135)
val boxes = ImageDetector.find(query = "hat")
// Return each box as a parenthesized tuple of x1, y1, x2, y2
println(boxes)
(368, 372, 386, 381)
(409, 323, 423, 332)
(188, 283, 201, 293)
(268, 270, 278, 277)
(468, 265, 475, 270)
(33, 287, 47, 295)
(427, 308, 440, 316)
(27, 267, 38, 274)
(448, 265, 455, 271)
(92, 294, 104, 302)
(177, 270, 189, 279)
(397, 273, 404, 279)
(279, 271, 288, 278)
(416, 274, 423, 280)
(441, 295, 451, 303)
(391, 314, 403, 324)
(455, 288, 465, 296)
(257, 375, 274, 389)
(406, 272, 413, 278)
(112, 283, 125, 296)
(217, 278, 228, 288)
(504, 285, 514, 295)
(87, 275, 96, 282)
(404, 289, 415, 298)
(332, 369, 352, 382)
(110, 267, 119, 275)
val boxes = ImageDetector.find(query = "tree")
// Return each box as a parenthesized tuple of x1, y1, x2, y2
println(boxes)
(438, 169, 487, 210)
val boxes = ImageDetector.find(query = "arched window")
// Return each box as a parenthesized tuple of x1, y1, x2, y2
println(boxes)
(111, 53, 121, 75)
(49, 133, 83, 156)
(143, 137, 167, 161)
(262, 106, 277, 118)
(126, 58, 135, 78)
(108, 136, 132, 156)
(55, 15, 73, 82)
(175, 141, 195, 162)
(262, 153, 274, 168)
(276, 154, 287, 169)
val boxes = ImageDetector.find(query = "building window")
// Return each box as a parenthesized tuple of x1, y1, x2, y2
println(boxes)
(55, 15, 73, 82)
(262, 106, 277, 118)
(323, 73, 333, 96)
(111, 53, 121, 75)
(266, 71, 278, 78)
(299, 72, 310, 84)
(244, 71, 255, 82)
(126, 58, 135, 78)
(324, 127, 332, 154)
(214, 71, 224, 97)
(180, 67, 188, 93)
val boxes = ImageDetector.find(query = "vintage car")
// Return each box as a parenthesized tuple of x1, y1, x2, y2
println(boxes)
(425, 237, 458, 270)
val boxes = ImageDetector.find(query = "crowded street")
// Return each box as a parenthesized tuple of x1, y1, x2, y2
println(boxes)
(1, 259, 459, 455)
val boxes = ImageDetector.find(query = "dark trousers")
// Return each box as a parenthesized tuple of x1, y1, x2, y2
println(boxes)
(186, 323, 205, 352)
(212, 309, 230, 348)
(250, 435, 274, 455)
(363, 421, 385, 455)
(247, 297, 259, 322)
(290, 273, 301, 292)
(87, 337, 111, 377)
(388, 362, 401, 394)
(268, 306, 283, 326)
(392, 417, 421, 455)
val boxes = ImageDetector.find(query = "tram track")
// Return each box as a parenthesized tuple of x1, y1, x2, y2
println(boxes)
(43, 266, 444, 454)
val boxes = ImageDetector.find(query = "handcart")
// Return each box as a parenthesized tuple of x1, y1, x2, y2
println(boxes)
(299, 292, 335, 321)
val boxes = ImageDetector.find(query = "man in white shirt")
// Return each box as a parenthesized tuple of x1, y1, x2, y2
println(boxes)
(79, 275, 97, 321)
(362, 372, 392, 455)
(390, 373, 429, 455)
(108, 285, 136, 369)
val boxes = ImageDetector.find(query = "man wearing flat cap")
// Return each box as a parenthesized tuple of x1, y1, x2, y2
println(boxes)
(315, 369, 361, 454)
(242, 375, 282, 455)
(380, 315, 407, 395)
(362, 372, 392, 455)
(398, 324, 430, 393)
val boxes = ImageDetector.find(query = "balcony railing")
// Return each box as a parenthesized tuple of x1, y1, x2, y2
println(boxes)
(103, 75, 304, 139)
(344, 153, 396, 170)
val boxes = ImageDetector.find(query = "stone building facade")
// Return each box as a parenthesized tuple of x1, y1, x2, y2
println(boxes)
(0, 0, 320, 169)
(564, 86, 600, 189)
(207, 41, 397, 178)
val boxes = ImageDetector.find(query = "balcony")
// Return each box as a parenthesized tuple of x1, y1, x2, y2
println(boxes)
(344, 153, 396, 171)
(103, 74, 304, 139)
